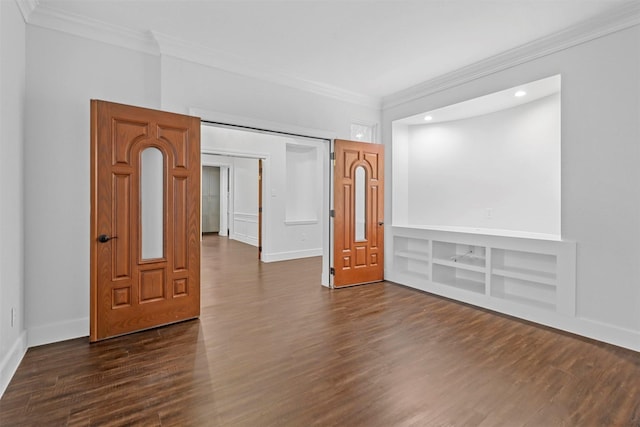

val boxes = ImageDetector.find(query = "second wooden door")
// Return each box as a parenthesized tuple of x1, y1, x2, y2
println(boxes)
(333, 139, 384, 287)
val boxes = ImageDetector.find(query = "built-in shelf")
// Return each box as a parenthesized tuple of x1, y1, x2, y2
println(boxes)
(390, 226, 576, 317)
(393, 235, 431, 282)
(492, 291, 556, 312)
(395, 250, 429, 261)
(492, 267, 556, 286)
(432, 257, 485, 273)
(433, 263, 485, 294)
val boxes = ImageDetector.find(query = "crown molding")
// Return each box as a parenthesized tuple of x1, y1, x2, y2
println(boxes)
(21, 2, 379, 109)
(382, 1, 640, 110)
(26, 3, 159, 55)
(152, 31, 380, 109)
(14, 0, 39, 23)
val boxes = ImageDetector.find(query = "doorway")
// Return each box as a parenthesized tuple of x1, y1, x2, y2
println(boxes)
(202, 166, 221, 234)
(199, 121, 331, 285)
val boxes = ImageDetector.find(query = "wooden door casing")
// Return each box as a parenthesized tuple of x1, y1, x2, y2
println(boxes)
(90, 100, 201, 341)
(333, 139, 384, 287)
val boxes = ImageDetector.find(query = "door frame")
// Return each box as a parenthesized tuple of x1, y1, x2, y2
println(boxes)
(193, 108, 335, 286)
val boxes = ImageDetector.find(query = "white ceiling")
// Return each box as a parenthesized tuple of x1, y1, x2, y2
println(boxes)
(36, 0, 633, 101)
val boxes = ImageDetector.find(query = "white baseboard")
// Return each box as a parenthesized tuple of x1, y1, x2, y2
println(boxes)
(262, 248, 323, 263)
(387, 271, 640, 353)
(566, 317, 640, 353)
(28, 317, 88, 348)
(0, 331, 27, 398)
(230, 233, 258, 247)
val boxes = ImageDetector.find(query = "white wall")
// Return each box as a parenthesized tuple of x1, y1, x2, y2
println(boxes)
(232, 157, 259, 246)
(21, 24, 379, 349)
(159, 56, 377, 139)
(286, 144, 320, 223)
(202, 126, 325, 261)
(405, 94, 560, 235)
(0, 0, 27, 396)
(383, 24, 640, 349)
(24, 27, 161, 347)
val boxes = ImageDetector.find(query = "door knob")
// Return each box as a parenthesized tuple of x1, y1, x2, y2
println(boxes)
(97, 234, 117, 243)
(378, 221, 384, 226)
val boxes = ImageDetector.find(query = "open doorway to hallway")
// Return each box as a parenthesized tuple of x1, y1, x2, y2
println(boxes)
(202, 166, 221, 234)
(200, 123, 329, 275)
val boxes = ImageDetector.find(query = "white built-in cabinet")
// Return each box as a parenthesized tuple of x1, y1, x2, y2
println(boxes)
(389, 226, 576, 318)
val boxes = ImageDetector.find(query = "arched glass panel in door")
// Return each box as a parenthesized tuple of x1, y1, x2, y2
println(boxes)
(355, 165, 367, 242)
(140, 147, 164, 260)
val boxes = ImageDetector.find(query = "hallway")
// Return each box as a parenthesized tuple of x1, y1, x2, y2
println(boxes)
(1, 235, 639, 426)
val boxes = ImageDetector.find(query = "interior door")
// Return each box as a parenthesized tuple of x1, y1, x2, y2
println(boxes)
(90, 100, 201, 342)
(333, 139, 384, 287)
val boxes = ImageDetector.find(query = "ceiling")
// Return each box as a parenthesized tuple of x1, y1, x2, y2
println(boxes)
(396, 74, 561, 125)
(35, 0, 633, 101)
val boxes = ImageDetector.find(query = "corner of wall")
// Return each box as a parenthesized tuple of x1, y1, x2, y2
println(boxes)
(0, 331, 27, 398)
(27, 318, 89, 348)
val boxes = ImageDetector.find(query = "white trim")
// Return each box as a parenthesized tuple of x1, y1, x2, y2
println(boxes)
(284, 219, 319, 226)
(14, 0, 38, 23)
(16, 0, 378, 108)
(26, 2, 158, 55)
(262, 248, 323, 263)
(234, 212, 258, 221)
(195, 109, 336, 142)
(383, 2, 640, 109)
(388, 274, 640, 352)
(0, 331, 27, 398)
(201, 147, 269, 161)
(27, 317, 88, 348)
(231, 233, 259, 247)
(231, 213, 259, 247)
(154, 32, 380, 109)
(19, 2, 640, 111)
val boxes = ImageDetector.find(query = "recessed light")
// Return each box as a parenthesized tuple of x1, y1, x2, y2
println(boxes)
(515, 90, 527, 97)
(424, 115, 433, 121)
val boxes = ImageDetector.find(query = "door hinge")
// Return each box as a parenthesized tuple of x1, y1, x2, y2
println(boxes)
(329, 210, 335, 218)
(259, 246, 262, 252)
(330, 152, 335, 166)
(330, 267, 335, 275)
(258, 207, 262, 213)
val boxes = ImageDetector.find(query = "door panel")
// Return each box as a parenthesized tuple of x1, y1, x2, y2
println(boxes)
(90, 100, 201, 342)
(333, 139, 384, 287)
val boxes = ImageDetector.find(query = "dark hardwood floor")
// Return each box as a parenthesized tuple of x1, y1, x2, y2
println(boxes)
(2, 235, 639, 426)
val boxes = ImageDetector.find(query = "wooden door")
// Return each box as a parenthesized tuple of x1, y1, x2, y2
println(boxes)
(90, 100, 201, 342)
(333, 139, 384, 287)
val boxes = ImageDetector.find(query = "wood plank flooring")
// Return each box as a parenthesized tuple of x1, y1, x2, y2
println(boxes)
(1, 235, 640, 426)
